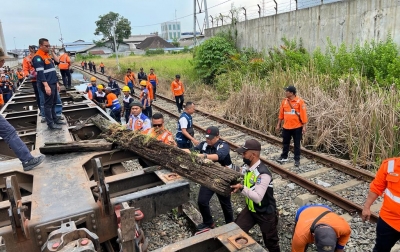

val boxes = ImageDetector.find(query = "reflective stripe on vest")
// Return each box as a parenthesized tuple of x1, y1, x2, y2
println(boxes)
(388, 160, 395, 173)
(111, 98, 120, 110)
(128, 113, 148, 131)
(385, 188, 400, 203)
(244, 170, 260, 212)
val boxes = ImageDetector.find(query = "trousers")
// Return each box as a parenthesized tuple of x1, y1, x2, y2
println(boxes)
(198, 185, 233, 225)
(40, 84, 58, 126)
(281, 127, 303, 161)
(0, 115, 33, 162)
(60, 69, 71, 88)
(38, 85, 62, 118)
(373, 217, 400, 252)
(175, 95, 184, 113)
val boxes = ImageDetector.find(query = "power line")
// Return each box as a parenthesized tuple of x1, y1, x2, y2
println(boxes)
(130, 0, 231, 28)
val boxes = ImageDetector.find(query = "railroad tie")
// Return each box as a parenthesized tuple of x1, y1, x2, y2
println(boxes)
(294, 179, 364, 206)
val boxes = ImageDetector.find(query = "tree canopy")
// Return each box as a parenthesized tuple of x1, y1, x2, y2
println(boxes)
(94, 12, 131, 51)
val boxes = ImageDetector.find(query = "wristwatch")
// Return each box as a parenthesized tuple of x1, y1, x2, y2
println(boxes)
(203, 153, 207, 159)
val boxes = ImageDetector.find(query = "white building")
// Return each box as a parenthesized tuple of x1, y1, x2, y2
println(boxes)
(161, 21, 181, 41)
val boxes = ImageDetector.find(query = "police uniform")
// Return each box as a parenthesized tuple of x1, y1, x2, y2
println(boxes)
(235, 139, 280, 252)
(176, 111, 194, 149)
(194, 138, 234, 228)
(122, 95, 134, 123)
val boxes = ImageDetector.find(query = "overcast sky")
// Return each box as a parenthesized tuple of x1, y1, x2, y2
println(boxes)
(1, 0, 335, 50)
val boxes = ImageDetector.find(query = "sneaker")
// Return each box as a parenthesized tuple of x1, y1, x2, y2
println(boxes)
(196, 222, 215, 231)
(54, 119, 66, 125)
(294, 160, 300, 167)
(56, 115, 64, 120)
(41, 117, 46, 123)
(276, 157, 288, 163)
(23, 155, 45, 171)
(48, 124, 62, 130)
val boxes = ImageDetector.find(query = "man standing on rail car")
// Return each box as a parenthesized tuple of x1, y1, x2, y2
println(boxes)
(275, 85, 308, 167)
(171, 74, 184, 113)
(59, 52, 71, 89)
(175, 102, 199, 148)
(143, 113, 176, 146)
(32, 38, 66, 130)
(84, 61, 87, 70)
(148, 68, 158, 101)
(124, 68, 136, 95)
(290, 204, 351, 252)
(362, 157, 400, 252)
(126, 101, 151, 131)
(88, 61, 93, 72)
(103, 87, 121, 123)
(107, 76, 120, 97)
(23, 45, 41, 110)
(121, 86, 134, 124)
(231, 139, 281, 252)
(92, 62, 97, 74)
(183, 126, 234, 231)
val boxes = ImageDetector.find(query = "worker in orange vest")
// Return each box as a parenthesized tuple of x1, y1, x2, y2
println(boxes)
(84, 77, 98, 100)
(147, 68, 158, 101)
(142, 113, 176, 146)
(59, 52, 71, 89)
(81, 61, 84, 70)
(171, 74, 184, 113)
(362, 158, 400, 252)
(124, 68, 136, 95)
(103, 87, 121, 123)
(23, 45, 40, 110)
(275, 85, 308, 167)
(99, 62, 105, 74)
(291, 204, 351, 252)
(126, 101, 151, 131)
(16, 68, 25, 87)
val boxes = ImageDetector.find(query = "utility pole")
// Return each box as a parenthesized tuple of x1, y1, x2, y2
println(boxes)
(262, 0, 265, 17)
(204, 0, 209, 29)
(113, 20, 120, 72)
(193, 0, 197, 46)
(55, 16, 64, 47)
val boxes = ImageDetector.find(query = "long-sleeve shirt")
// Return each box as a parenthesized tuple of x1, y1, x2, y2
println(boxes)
(124, 73, 136, 85)
(241, 160, 271, 204)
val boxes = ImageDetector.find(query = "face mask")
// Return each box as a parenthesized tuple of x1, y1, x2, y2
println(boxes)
(243, 157, 252, 166)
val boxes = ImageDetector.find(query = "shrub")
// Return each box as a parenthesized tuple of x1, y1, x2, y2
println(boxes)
(145, 49, 165, 56)
(193, 36, 237, 84)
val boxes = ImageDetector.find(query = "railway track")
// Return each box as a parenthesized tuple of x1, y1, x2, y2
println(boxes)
(73, 66, 380, 225)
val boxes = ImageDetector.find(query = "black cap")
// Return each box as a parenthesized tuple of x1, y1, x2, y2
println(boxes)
(235, 139, 261, 154)
(284, 85, 296, 93)
(205, 126, 219, 140)
(140, 67, 143, 70)
(314, 225, 337, 252)
(129, 101, 143, 108)
(176, 74, 181, 79)
(108, 76, 112, 79)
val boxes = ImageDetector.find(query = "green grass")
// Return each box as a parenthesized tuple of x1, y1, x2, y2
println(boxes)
(93, 53, 196, 83)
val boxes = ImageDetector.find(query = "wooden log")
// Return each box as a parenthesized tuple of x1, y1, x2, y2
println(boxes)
(39, 139, 112, 154)
(89, 115, 241, 197)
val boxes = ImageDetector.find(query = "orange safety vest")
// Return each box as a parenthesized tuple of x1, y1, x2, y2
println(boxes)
(171, 80, 184, 96)
(22, 55, 35, 80)
(16, 71, 24, 79)
(278, 97, 308, 130)
(81, 62, 84, 66)
(127, 114, 150, 131)
(100, 63, 104, 68)
(143, 128, 176, 146)
(59, 54, 70, 70)
(370, 158, 400, 231)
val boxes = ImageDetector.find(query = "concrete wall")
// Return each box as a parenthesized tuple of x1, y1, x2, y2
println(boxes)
(205, 0, 400, 52)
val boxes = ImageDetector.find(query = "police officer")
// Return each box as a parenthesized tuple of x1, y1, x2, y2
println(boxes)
(362, 157, 400, 252)
(231, 139, 280, 252)
(191, 126, 234, 231)
(176, 102, 199, 148)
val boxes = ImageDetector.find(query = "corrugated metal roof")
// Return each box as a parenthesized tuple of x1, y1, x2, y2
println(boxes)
(64, 44, 96, 53)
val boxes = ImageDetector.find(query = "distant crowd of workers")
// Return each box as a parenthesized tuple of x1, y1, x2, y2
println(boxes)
(0, 37, 399, 252)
